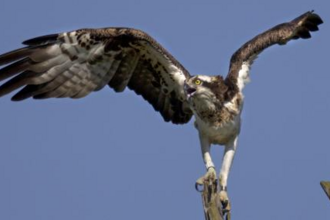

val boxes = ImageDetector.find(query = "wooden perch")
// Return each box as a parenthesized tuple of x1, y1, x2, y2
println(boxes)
(194, 180, 329, 220)
(196, 180, 230, 220)
(320, 181, 330, 201)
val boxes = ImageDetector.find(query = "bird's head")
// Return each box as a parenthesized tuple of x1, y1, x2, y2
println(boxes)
(184, 75, 228, 107)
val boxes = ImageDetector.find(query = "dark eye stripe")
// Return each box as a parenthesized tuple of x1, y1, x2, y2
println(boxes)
(201, 81, 212, 88)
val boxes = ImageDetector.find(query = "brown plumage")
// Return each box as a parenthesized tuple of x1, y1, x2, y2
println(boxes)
(0, 11, 323, 126)
(0, 11, 323, 213)
(225, 11, 323, 100)
(0, 28, 193, 124)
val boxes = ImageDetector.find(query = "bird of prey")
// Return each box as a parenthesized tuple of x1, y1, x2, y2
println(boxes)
(0, 11, 323, 212)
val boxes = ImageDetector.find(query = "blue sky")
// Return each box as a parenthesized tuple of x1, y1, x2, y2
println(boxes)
(0, 0, 329, 219)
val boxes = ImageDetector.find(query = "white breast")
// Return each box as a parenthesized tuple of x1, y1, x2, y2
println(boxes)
(195, 113, 241, 145)
(193, 91, 244, 146)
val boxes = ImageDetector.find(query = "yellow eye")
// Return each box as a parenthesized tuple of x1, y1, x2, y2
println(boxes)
(195, 79, 202, 85)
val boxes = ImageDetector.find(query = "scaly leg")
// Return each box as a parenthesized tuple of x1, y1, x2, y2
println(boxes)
(196, 133, 217, 185)
(218, 136, 239, 212)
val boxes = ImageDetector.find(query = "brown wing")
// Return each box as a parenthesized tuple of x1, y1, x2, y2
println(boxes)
(0, 28, 193, 124)
(225, 11, 323, 98)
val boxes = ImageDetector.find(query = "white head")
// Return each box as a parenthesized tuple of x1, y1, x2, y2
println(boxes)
(184, 75, 228, 112)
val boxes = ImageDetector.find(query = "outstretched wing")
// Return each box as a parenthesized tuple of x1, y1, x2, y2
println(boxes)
(225, 11, 323, 97)
(0, 28, 193, 124)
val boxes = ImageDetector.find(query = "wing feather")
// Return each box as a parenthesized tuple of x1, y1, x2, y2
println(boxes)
(0, 27, 193, 124)
(0, 58, 32, 81)
(108, 49, 139, 92)
(225, 11, 323, 98)
(0, 47, 35, 66)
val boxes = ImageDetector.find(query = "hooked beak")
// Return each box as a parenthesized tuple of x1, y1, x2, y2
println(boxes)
(184, 82, 196, 98)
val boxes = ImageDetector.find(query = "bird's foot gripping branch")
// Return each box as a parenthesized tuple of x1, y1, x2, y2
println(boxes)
(196, 179, 231, 220)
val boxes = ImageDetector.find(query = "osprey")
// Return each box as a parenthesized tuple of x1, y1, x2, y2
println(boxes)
(0, 11, 323, 212)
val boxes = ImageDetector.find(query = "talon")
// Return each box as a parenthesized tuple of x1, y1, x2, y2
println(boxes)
(196, 167, 217, 185)
(219, 190, 231, 213)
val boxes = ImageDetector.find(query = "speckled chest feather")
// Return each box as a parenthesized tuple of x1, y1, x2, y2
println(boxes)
(194, 93, 243, 145)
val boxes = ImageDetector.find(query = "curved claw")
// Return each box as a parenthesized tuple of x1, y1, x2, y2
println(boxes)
(219, 190, 231, 213)
(196, 167, 217, 184)
(195, 167, 217, 192)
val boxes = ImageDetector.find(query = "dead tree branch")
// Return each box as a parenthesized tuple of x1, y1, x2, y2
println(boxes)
(196, 180, 230, 220)
(320, 181, 330, 201)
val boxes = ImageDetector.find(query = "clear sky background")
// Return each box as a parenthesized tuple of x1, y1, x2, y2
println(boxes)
(0, 0, 329, 220)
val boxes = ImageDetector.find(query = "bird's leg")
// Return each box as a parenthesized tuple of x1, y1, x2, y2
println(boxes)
(218, 136, 238, 213)
(218, 136, 238, 212)
(196, 134, 217, 185)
